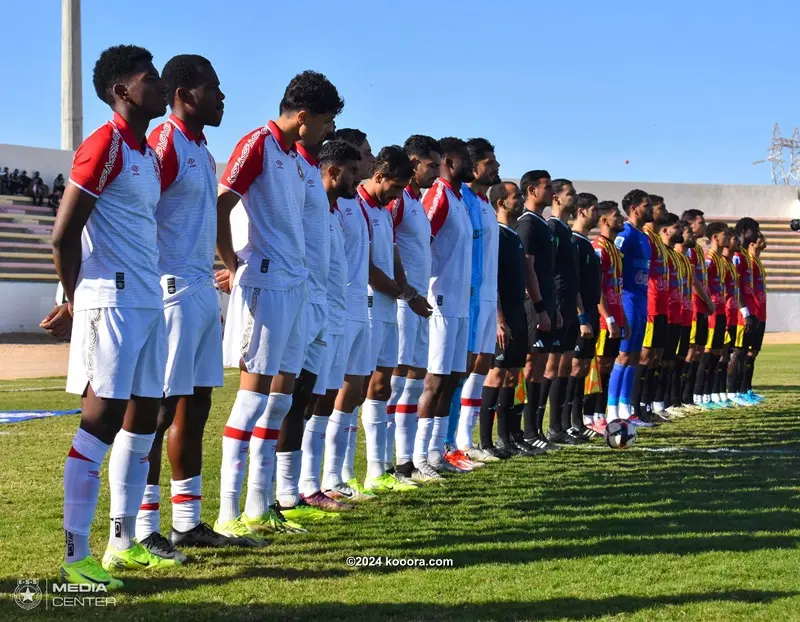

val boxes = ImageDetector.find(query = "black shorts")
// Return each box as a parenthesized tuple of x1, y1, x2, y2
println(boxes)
(726, 325, 737, 348)
(495, 306, 528, 369)
(525, 298, 555, 353)
(595, 328, 622, 359)
(706, 315, 727, 351)
(643, 314, 668, 349)
(554, 313, 579, 353)
(691, 313, 709, 347)
(575, 313, 600, 360)
(750, 318, 766, 352)
(661, 323, 683, 362)
(676, 325, 691, 359)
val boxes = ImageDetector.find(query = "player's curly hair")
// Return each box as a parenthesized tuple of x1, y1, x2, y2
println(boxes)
(466, 138, 495, 163)
(162, 54, 212, 105)
(438, 137, 468, 158)
(622, 189, 650, 214)
(734, 216, 760, 246)
(334, 128, 367, 148)
(373, 146, 414, 181)
(93, 44, 153, 105)
(403, 135, 440, 159)
(280, 71, 344, 116)
(318, 139, 362, 168)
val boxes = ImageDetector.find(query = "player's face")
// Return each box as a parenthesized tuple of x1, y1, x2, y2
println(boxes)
(557, 183, 577, 212)
(122, 60, 168, 119)
(729, 235, 740, 252)
(691, 216, 706, 237)
(415, 151, 442, 189)
(667, 223, 682, 244)
(504, 183, 524, 217)
(583, 203, 600, 228)
(474, 152, 501, 186)
(332, 160, 360, 200)
(190, 64, 225, 127)
(300, 112, 337, 148)
(358, 140, 376, 179)
(452, 152, 474, 184)
(612, 210, 625, 232)
(376, 175, 409, 205)
(531, 177, 553, 206)
(652, 202, 667, 224)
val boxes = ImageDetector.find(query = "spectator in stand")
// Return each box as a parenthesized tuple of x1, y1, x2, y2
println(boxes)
(9, 169, 21, 195)
(0, 167, 9, 194)
(50, 173, 65, 213)
(19, 170, 31, 193)
(29, 171, 47, 206)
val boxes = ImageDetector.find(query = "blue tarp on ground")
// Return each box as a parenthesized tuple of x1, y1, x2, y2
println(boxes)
(0, 409, 81, 424)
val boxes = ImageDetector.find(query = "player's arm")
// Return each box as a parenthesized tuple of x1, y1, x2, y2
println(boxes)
(52, 184, 96, 305)
(215, 189, 240, 275)
(576, 292, 593, 338)
(496, 299, 510, 350)
(391, 245, 431, 317)
(523, 254, 551, 332)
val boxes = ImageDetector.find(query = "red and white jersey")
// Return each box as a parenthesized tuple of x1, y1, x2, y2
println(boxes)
(297, 143, 329, 306)
(423, 178, 473, 318)
(391, 186, 431, 294)
(68, 112, 162, 311)
(359, 185, 396, 323)
(475, 191, 499, 303)
(326, 204, 347, 336)
(148, 114, 217, 305)
(220, 120, 306, 290)
(338, 196, 371, 322)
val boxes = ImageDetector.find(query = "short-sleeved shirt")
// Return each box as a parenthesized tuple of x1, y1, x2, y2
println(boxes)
(674, 249, 694, 326)
(391, 186, 431, 294)
(68, 112, 162, 311)
(705, 249, 726, 316)
(359, 185, 397, 323)
(338, 196, 372, 322)
(219, 120, 307, 290)
(665, 247, 683, 324)
(461, 184, 483, 305)
(723, 255, 739, 325)
(148, 114, 217, 306)
(515, 210, 556, 312)
(593, 235, 624, 328)
(463, 184, 498, 303)
(423, 178, 473, 318)
(644, 228, 669, 316)
(614, 222, 650, 304)
(751, 255, 767, 321)
(733, 251, 755, 314)
(497, 223, 526, 314)
(548, 217, 580, 315)
(573, 232, 600, 315)
(297, 142, 330, 306)
(326, 204, 347, 336)
(686, 242, 710, 314)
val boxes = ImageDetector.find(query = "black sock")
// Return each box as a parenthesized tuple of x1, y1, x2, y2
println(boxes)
(671, 360, 684, 406)
(597, 368, 611, 418)
(644, 366, 658, 407)
(522, 381, 540, 439)
(631, 364, 648, 416)
(535, 377, 553, 438)
(695, 354, 712, 397)
(396, 461, 414, 477)
(684, 360, 698, 404)
(653, 366, 668, 405)
(571, 377, 586, 428)
(548, 377, 567, 434)
(561, 375, 578, 431)
(746, 357, 756, 391)
(703, 355, 721, 396)
(496, 387, 515, 443)
(712, 360, 726, 396)
(478, 386, 500, 449)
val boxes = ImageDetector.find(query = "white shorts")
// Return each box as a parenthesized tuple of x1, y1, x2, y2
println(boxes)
(369, 317, 399, 369)
(67, 307, 166, 399)
(472, 302, 498, 355)
(343, 318, 372, 377)
(163, 286, 224, 398)
(313, 332, 345, 395)
(302, 302, 328, 375)
(397, 302, 429, 369)
(428, 315, 469, 375)
(222, 282, 306, 376)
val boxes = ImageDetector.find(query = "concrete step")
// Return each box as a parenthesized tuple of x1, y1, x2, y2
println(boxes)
(0, 212, 55, 224)
(0, 252, 52, 262)
(0, 222, 52, 235)
(0, 261, 55, 272)
(0, 272, 59, 282)
(0, 240, 50, 250)
(0, 203, 55, 217)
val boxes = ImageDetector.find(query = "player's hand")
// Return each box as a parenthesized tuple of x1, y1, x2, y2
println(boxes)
(537, 311, 551, 332)
(497, 321, 511, 350)
(580, 322, 594, 339)
(744, 315, 754, 333)
(409, 294, 433, 318)
(557, 310, 563, 329)
(608, 321, 622, 340)
(40, 303, 73, 340)
(215, 269, 232, 294)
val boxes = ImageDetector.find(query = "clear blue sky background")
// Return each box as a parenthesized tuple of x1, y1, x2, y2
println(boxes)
(1, 0, 798, 184)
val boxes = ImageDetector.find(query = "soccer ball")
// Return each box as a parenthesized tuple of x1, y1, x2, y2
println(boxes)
(604, 419, 637, 449)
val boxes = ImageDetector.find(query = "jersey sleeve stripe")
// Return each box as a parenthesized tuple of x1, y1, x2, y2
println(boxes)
(221, 128, 267, 196)
(67, 179, 100, 199)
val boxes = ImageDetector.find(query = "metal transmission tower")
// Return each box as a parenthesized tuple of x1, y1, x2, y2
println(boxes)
(755, 123, 800, 185)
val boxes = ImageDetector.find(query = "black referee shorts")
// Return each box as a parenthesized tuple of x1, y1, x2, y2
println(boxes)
(525, 298, 555, 353)
(575, 313, 600, 360)
(495, 306, 528, 369)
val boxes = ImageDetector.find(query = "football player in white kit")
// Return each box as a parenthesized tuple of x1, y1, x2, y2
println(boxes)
(413, 138, 474, 477)
(54, 45, 171, 588)
(389, 135, 443, 484)
(214, 72, 344, 538)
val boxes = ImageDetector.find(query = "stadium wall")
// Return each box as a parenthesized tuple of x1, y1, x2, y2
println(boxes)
(0, 282, 57, 333)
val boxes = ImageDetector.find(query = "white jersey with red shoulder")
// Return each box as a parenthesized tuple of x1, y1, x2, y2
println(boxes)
(474, 189, 498, 303)
(68, 112, 162, 311)
(338, 196, 372, 322)
(423, 178, 473, 318)
(391, 186, 431, 295)
(297, 143, 330, 306)
(326, 204, 347, 336)
(219, 120, 307, 290)
(148, 114, 217, 305)
(359, 185, 396, 322)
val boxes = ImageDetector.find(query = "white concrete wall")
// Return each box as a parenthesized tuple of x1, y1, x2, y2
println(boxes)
(0, 144, 75, 187)
(765, 292, 800, 333)
(0, 281, 58, 333)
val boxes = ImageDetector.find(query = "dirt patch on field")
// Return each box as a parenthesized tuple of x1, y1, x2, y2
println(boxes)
(762, 332, 800, 345)
(0, 335, 69, 380)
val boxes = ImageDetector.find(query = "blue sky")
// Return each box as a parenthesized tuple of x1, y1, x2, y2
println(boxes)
(1, 0, 799, 184)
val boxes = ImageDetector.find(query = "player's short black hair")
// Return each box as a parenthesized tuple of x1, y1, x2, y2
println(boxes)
(678, 219, 691, 230)
(649, 194, 665, 207)
(93, 44, 154, 105)
(576, 192, 598, 211)
(660, 212, 680, 228)
(706, 221, 729, 238)
(519, 170, 551, 197)
(438, 137, 469, 158)
(403, 135, 441, 159)
(598, 200, 619, 215)
(735, 216, 760, 239)
(681, 208, 705, 222)
(161, 54, 212, 105)
(318, 139, 361, 168)
(334, 128, 367, 148)
(487, 182, 510, 209)
(622, 189, 650, 214)
(551, 178, 573, 196)
(466, 138, 495, 163)
(279, 70, 344, 116)
(373, 145, 414, 181)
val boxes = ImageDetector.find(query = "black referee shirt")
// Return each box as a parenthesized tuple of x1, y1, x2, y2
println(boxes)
(573, 231, 601, 313)
(498, 223, 526, 315)
(548, 217, 580, 313)
(515, 209, 556, 311)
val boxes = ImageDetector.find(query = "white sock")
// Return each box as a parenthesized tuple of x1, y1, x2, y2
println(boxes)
(108, 430, 155, 551)
(300, 414, 328, 496)
(244, 392, 293, 519)
(396, 378, 423, 465)
(606, 405, 618, 421)
(218, 390, 268, 523)
(618, 403, 630, 420)
(457, 373, 485, 450)
(171, 475, 202, 533)
(135, 484, 160, 541)
(427, 416, 448, 465)
(711, 393, 720, 403)
(703, 394, 711, 404)
(385, 376, 405, 470)
(362, 399, 387, 480)
(276, 450, 302, 508)
(413, 417, 434, 469)
(594, 412, 607, 424)
(322, 410, 351, 490)
(64, 428, 109, 563)
(694, 394, 702, 405)
(583, 415, 594, 426)
(342, 407, 359, 483)
(652, 401, 665, 414)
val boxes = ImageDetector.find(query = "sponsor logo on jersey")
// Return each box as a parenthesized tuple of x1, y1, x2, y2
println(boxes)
(187, 157, 196, 168)
(260, 259, 270, 274)
(368, 295, 373, 308)
(437, 295, 444, 307)
(276, 160, 284, 169)
(167, 277, 176, 295)
(115, 272, 125, 290)
(131, 164, 140, 176)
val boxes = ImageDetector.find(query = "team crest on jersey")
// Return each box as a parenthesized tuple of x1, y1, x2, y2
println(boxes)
(372, 218, 380, 228)
(345, 207, 353, 216)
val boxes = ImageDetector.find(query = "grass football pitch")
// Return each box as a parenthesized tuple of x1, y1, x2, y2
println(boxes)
(1, 345, 799, 621)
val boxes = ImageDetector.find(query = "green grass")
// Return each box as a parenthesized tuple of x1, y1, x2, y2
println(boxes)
(1, 346, 800, 621)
